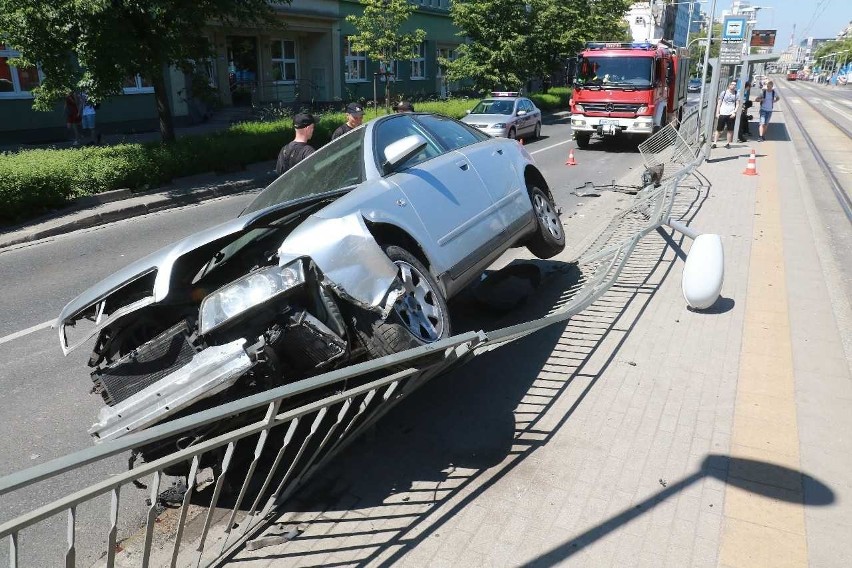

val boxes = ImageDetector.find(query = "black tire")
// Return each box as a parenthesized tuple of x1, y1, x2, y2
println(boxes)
(359, 245, 451, 359)
(526, 187, 565, 259)
(507, 127, 516, 139)
(575, 133, 590, 148)
(532, 122, 541, 140)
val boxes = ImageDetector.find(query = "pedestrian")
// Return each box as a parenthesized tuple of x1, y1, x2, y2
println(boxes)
(711, 81, 739, 149)
(738, 78, 753, 143)
(331, 102, 365, 140)
(755, 80, 779, 142)
(275, 113, 316, 175)
(80, 92, 100, 145)
(394, 100, 415, 113)
(64, 91, 82, 145)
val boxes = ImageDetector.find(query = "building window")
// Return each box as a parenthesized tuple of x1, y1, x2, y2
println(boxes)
(123, 74, 153, 94)
(0, 44, 42, 98)
(411, 42, 426, 80)
(344, 37, 368, 82)
(379, 60, 396, 82)
(436, 47, 456, 78)
(271, 39, 297, 83)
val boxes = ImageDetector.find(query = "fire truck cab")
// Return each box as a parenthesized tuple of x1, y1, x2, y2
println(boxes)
(569, 40, 689, 147)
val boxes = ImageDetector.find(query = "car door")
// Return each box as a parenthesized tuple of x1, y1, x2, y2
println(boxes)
(374, 115, 502, 275)
(418, 114, 530, 237)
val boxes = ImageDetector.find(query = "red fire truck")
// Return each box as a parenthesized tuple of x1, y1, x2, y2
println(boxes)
(569, 40, 690, 147)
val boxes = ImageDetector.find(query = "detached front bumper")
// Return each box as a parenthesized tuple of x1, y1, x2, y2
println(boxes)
(571, 115, 654, 136)
(89, 339, 253, 442)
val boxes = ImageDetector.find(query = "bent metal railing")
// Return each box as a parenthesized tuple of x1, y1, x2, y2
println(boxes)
(0, 120, 707, 568)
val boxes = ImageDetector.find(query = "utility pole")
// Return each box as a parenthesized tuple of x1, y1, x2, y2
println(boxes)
(697, 0, 718, 132)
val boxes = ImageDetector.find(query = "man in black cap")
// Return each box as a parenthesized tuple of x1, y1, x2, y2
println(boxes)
(275, 113, 316, 175)
(331, 102, 365, 139)
(394, 100, 415, 113)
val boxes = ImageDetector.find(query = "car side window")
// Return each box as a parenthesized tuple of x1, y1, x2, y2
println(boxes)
(373, 115, 443, 172)
(415, 114, 484, 151)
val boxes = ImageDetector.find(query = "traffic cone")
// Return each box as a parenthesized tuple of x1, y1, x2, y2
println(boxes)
(742, 148, 758, 176)
(566, 147, 577, 166)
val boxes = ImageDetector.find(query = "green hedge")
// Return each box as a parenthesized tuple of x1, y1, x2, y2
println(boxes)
(530, 87, 572, 111)
(0, 93, 565, 226)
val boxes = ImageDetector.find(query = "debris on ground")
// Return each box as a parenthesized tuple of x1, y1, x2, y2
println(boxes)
(246, 523, 307, 551)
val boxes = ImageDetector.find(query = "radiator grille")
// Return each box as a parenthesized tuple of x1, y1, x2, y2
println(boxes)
(93, 320, 196, 406)
(583, 103, 643, 114)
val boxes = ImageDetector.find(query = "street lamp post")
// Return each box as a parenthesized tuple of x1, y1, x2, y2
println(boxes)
(697, 0, 718, 127)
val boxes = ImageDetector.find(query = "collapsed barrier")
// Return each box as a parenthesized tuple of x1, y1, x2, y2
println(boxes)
(0, 111, 709, 568)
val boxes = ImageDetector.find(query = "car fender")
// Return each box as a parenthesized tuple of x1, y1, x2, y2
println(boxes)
(277, 212, 401, 316)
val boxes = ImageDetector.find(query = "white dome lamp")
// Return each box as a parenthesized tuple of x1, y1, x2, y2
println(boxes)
(666, 218, 724, 310)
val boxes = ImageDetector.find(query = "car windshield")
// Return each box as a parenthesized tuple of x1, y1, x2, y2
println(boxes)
(576, 56, 654, 87)
(243, 127, 366, 214)
(470, 99, 515, 115)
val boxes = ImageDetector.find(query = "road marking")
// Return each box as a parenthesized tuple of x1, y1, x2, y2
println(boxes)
(719, 144, 808, 567)
(788, 97, 802, 104)
(820, 100, 852, 122)
(529, 139, 573, 156)
(0, 320, 55, 346)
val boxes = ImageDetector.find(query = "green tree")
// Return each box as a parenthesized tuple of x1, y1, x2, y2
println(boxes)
(812, 38, 852, 72)
(346, 0, 426, 112)
(687, 24, 721, 77)
(0, 0, 278, 142)
(445, 0, 631, 92)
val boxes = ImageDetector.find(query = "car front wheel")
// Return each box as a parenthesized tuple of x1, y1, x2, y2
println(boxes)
(359, 245, 451, 358)
(526, 187, 565, 259)
(507, 127, 516, 139)
(575, 133, 590, 148)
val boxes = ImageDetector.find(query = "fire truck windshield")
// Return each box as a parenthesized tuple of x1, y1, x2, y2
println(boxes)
(575, 56, 654, 88)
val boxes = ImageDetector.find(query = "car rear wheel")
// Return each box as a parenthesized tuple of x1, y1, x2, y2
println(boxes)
(526, 187, 565, 259)
(359, 245, 451, 358)
(532, 122, 541, 139)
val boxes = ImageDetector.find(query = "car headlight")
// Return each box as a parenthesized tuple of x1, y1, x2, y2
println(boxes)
(491, 123, 506, 129)
(199, 260, 305, 334)
(574, 104, 585, 112)
(636, 105, 649, 114)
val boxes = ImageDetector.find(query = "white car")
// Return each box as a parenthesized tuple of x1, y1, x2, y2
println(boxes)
(57, 112, 565, 469)
(461, 93, 543, 140)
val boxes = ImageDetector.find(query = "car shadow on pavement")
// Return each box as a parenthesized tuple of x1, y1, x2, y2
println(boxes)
(217, 170, 785, 566)
(578, 137, 641, 153)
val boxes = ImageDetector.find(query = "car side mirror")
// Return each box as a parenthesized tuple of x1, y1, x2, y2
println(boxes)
(465, 109, 471, 115)
(382, 134, 428, 175)
(517, 110, 527, 116)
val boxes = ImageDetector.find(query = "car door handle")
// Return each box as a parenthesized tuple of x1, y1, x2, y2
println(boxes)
(455, 160, 469, 171)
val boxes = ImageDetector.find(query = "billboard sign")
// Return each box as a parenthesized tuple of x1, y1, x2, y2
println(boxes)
(722, 17, 748, 42)
(751, 30, 777, 47)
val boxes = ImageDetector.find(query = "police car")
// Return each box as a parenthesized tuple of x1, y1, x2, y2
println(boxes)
(461, 92, 542, 140)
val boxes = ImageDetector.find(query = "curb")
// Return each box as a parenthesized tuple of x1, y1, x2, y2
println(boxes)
(0, 174, 276, 250)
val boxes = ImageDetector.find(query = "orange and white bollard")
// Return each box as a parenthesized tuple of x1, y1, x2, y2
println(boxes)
(566, 148, 577, 166)
(742, 148, 758, 176)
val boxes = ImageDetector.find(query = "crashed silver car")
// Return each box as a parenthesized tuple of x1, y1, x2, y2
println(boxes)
(57, 112, 564, 465)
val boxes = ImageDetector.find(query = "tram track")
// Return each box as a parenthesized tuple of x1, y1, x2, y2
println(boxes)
(778, 81, 852, 222)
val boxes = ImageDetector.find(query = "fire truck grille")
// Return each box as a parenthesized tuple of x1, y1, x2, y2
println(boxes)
(584, 103, 643, 114)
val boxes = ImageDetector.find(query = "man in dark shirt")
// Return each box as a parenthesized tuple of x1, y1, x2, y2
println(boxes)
(331, 102, 365, 139)
(394, 100, 415, 113)
(275, 113, 316, 175)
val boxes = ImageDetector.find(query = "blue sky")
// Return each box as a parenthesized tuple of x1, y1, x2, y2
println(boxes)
(702, 0, 851, 51)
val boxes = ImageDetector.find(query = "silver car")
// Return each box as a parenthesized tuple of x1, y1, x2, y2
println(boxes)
(461, 94, 543, 140)
(57, 112, 565, 464)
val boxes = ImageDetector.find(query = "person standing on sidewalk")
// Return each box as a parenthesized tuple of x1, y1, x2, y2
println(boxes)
(755, 80, 780, 142)
(331, 103, 364, 140)
(64, 91, 82, 145)
(275, 113, 316, 175)
(738, 78, 753, 142)
(712, 81, 739, 149)
(80, 93, 100, 145)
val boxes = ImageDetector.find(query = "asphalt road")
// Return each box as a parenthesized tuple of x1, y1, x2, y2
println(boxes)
(0, 115, 649, 566)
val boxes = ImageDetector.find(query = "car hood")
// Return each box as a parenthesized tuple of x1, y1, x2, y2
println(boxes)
(462, 114, 512, 126)
(57, 194, 398, 354)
